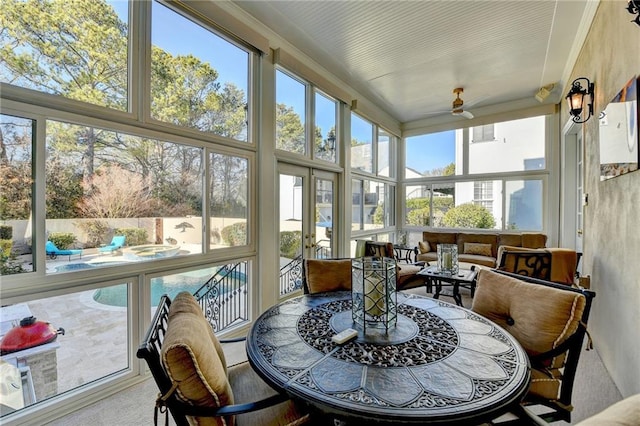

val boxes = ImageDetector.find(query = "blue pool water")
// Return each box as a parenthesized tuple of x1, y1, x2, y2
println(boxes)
(92, 268, 246, 307)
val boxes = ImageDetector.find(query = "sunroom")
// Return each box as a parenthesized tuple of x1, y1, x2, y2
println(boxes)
(0, 1, 638, 425)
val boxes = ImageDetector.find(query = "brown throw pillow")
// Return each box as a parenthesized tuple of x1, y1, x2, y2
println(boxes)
(304, 259, 352, 294)
(463, 242, 493, 257)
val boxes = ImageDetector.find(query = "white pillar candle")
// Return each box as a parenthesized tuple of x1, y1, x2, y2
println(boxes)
(364, 278, 384, 317)
(443, 252, 452, 270)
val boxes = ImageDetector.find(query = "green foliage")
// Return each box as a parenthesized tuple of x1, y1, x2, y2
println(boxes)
(0, 226, 13, 240)
(220, 222, 247, 247)
(113, 228, 148, 246)
(407, 208, 431, 226)
(76, 220, 110, 248)
(279, 231, 302, 259)
(48, 232, 77, 249)
(0, 162, 32, 220)
(46, 158, 84, 219)
(442, 203, 496, 229)
(275, 103, 305, 153)
(0, 240, 12, 257)
(0, 251, 25, 276)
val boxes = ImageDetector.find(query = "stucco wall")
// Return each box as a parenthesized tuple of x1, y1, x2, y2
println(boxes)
(566, 1, 640, 397)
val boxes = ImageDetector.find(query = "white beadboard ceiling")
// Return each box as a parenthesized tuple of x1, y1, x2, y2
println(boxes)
(232, 0, 597, 126)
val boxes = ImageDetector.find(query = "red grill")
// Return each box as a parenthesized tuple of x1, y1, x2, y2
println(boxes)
(0, 316, 65, 355)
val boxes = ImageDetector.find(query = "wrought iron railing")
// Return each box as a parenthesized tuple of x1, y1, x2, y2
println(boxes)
(193, 261, 248, 333)
(193, 241, 334, 332)
(280, 254, 303, 296)
(279, 240, 332, 296)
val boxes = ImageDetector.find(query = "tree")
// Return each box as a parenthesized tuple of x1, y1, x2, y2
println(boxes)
(275, 103, 305, 153)
(442, 203, 496, 229)
(80, 165, 152, 218)
(2, 0, 249, 219)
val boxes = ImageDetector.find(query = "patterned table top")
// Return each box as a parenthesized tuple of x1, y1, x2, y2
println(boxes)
(247, 291, 530, 425)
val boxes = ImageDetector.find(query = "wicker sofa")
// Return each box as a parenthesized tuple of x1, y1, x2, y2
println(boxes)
(416, 230, 547, 268)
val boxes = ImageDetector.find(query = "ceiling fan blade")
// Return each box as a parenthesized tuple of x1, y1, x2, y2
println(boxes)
(452, 109, 474, 119)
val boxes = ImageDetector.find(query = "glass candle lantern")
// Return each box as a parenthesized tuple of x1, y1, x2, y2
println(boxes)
(437, 243, 459, 275)
(351, 257, 397, 333)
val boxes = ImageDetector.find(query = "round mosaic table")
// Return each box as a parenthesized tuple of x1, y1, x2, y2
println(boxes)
(247, 291, 530, 425)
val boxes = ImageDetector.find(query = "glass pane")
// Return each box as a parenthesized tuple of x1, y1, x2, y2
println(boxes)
(351, 179, 363, 231)
(0, 284, 129, 416)
(453, 180, 501, 229)
(432, 182, 456, 228)
(505, 179, 543, 231)
(151, 1, 249, 141)
(314, 91, 337, 162)
(209, 153, 248, 249)
(279, 174, 303, 295)
(45, 120, 203, 274)
(365, 180, 383, 230)
(405, 130, 457, 178)
(315, 178, 333, 258)
(153, 263, 249, 333)
(405, 184, 432, 227)
(0, 0, 129, 111)
(351, 114, 373, 173)
(276, 71, 306, 154)
(0, 114, 34, 275)
(469, 116, 546, 174)
(377, 129, 391, 177)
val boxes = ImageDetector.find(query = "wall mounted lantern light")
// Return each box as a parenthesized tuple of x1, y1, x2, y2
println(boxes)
(566, 77, 595, 123)
(627, 0, 640, 27)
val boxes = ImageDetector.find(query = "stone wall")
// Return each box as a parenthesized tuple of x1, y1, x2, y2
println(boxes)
(565, 1, 640, 397)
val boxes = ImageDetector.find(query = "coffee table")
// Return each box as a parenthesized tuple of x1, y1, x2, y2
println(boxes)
(417, 265, 478, 306)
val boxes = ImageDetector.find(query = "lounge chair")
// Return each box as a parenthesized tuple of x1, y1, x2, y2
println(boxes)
(98, 235, 126, 254)
(45, 241, 82, 261)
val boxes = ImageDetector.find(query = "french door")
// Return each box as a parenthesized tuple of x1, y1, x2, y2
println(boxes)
(278, 164, 337, 295)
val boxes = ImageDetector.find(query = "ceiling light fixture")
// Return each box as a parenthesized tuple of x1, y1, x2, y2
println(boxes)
(566, 77, 594, 123)
(627, 0, 640, 26)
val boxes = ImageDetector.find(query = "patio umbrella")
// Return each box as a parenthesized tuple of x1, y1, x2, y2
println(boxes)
(174, 222, 194, 233)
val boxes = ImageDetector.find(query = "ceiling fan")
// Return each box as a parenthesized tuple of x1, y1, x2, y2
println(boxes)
(451, 87, 474, 119)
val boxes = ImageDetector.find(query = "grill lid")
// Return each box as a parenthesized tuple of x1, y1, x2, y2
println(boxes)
(0, 316, 64, 354)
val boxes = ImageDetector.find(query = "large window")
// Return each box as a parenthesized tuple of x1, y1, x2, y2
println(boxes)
(351, 179, 395, 231)
(0, 114, 34, 276)
(351, 114, 373, 173)
(404, 115, 548, 232)
(150, 2, 249, 140)
(275, 69, 339, 163)
(0, 0, 129, 111)
(0, 1, 257, 423)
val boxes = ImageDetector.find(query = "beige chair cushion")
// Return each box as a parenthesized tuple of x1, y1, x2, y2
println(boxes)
(162, 292, 234, 426)
(304, 259, 352, 294)
(418, 241, 430, 254)
(575, 393, 640, 426)
(422, 231, 457, 252)
(522, 232, 547, 248)
(547, 248, 578, 285)
(497, 233, 524, 248)
(168, 291, 228, 374)
(471, 269, 586, 400)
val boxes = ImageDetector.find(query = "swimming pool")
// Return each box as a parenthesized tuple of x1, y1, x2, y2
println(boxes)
(92, 267, 245, 307)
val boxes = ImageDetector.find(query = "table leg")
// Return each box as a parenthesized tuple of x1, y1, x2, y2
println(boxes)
(433, 279, 442, 299)
(452, 283, 463, 306)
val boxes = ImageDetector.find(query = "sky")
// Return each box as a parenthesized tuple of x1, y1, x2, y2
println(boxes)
(108, 0, 453, 172)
